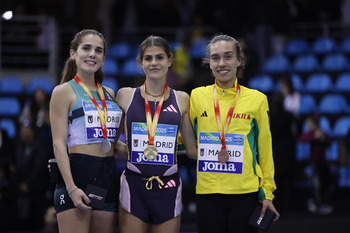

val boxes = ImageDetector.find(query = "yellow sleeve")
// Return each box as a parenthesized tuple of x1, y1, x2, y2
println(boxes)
(257, 94, 276, 201)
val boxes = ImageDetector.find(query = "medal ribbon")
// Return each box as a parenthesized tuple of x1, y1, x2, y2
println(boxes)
(213, 83, 240, 149)
(74, 75, 108, 139)
(143, 82, 168, 146)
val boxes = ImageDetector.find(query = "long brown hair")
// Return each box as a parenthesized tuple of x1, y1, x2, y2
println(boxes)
(60, 29, 107, 84)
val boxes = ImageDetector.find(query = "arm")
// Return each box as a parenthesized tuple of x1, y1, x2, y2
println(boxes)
(115, 140, 128, 158)
(114, 87, 134, 158)
(257, 94, 280, 220)
(50, 84, 91, 210)
(104, 86, 116, 99)
(176, 91, 197, 160)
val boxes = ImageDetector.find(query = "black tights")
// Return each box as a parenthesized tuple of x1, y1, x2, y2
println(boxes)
(196, 193, 259, 233)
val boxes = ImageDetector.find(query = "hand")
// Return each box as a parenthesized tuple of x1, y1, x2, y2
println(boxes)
(314, 129, 325, 140)
(20, 182, 29, 193)
(69, 188, 92, 211)
(261, 199, 280, 222)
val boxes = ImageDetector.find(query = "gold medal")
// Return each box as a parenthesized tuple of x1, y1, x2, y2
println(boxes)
(144, 145, 158, 160)
(218, 148, 229, 164)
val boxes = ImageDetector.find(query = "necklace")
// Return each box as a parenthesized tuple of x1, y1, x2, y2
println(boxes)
(145, 88, 164, 98)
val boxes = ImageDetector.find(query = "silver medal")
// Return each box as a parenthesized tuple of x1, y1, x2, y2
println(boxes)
(102, 139, 111, 153)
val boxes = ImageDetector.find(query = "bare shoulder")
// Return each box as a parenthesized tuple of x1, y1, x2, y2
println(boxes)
(104, 86, 116, 98)
(116, 87, 135, 110)
(174, 90, 190, 102)
(116, 87, 135, 100)
(51, 83, 74, 99)
(174, 90, 190, 113)
(50, 83, 75, 111)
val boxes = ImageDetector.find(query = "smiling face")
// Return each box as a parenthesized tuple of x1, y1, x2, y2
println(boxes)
(70, 34, 105, 77)
(140, 46, 172, 80)
(209, 40, 241, 89)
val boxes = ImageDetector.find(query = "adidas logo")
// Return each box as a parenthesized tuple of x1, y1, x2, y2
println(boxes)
(201, 111, 208, 117)
(163, 104, 178, 113)
(164, 179, 177, 188)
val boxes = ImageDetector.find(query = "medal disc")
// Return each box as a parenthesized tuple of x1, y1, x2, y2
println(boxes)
(102, 139, 111, 153)
(144, 145, 158, 160)
(218, 148, 229, 164)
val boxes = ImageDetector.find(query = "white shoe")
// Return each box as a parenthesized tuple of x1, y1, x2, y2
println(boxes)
(307, 199, 317, 213)
(317, 204, 334, 215)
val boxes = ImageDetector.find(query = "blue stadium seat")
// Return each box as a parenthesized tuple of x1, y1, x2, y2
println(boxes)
(304, 73, 333, 93)
(326, 140, 339, 161)
(334, 72, 350, 92)
(284, 38, 310, 56)
(340, 37, 350, 54)
(0, 118, 17, 138)
(333, 116, 350, 138)
(296, 141, 310, 161)
(299, 95, 317, 114)
(107, 41, 132, 60)
(291, 73, 304, 92)
(102, 59, 119, 76)
(262, 54, 291, 74)
(121, 59, 143, 77)
(103, 77, 119, 93)
(26, 76, 54, 95)
(190, 38, 207, 59)
(0, 76, 24, 95)
(169, 41, 180, 51)
(293, 54, 320, 73)
(0, 97, 21, 116)
(318, 94, 347, 114)
(248, 74, 274, 93)
(275, 74, 304, 92)
(322, 53, 349, 72)
(338, 166, 350, 187)
(312, 37, 338, 55)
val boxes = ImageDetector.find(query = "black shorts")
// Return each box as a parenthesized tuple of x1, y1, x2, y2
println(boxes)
(119, 169, 182, 224)
(54, 153, 119, 213)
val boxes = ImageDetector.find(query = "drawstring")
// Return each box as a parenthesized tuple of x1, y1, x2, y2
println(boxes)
(143, 176, 164, 190)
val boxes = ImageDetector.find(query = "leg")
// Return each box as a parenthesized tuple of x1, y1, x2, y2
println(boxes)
(227, 193, 258, 233)
(90, 210, 117, 233)
(151, 214, 181, 233)
(118, 205, 149, 233)
(57, 208, 91, 233)
(196, 194, 227, 233)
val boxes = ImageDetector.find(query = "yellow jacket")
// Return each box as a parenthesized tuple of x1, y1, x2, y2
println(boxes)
(190, 80, 276, 201)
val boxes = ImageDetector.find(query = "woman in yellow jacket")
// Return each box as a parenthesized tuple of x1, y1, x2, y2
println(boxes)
(190, 34, 280, 233)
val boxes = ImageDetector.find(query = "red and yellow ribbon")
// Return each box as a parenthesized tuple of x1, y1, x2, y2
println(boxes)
(74, 75, 108, 139)
(143, 82, 168, 146)
(213, 83, 240, 149)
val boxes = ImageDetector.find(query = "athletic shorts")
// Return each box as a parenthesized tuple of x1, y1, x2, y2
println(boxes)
(119, 168, 182, 224)
(54, 153, 119, 213)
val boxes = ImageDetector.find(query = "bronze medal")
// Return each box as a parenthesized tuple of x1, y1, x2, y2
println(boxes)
(144, 145, 158, 160)
(213, 84, 241, 164)
(218, 148, 229, 164)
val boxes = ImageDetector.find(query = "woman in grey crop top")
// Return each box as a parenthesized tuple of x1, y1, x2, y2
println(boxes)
(49, 29, 123, 233)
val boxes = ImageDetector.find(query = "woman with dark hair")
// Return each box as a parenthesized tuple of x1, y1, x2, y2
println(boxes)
(116, 35, 196, 233)
(49, 29, 123, 233)
(190, 34, 280, 233)
(300, 114, 333, 215)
